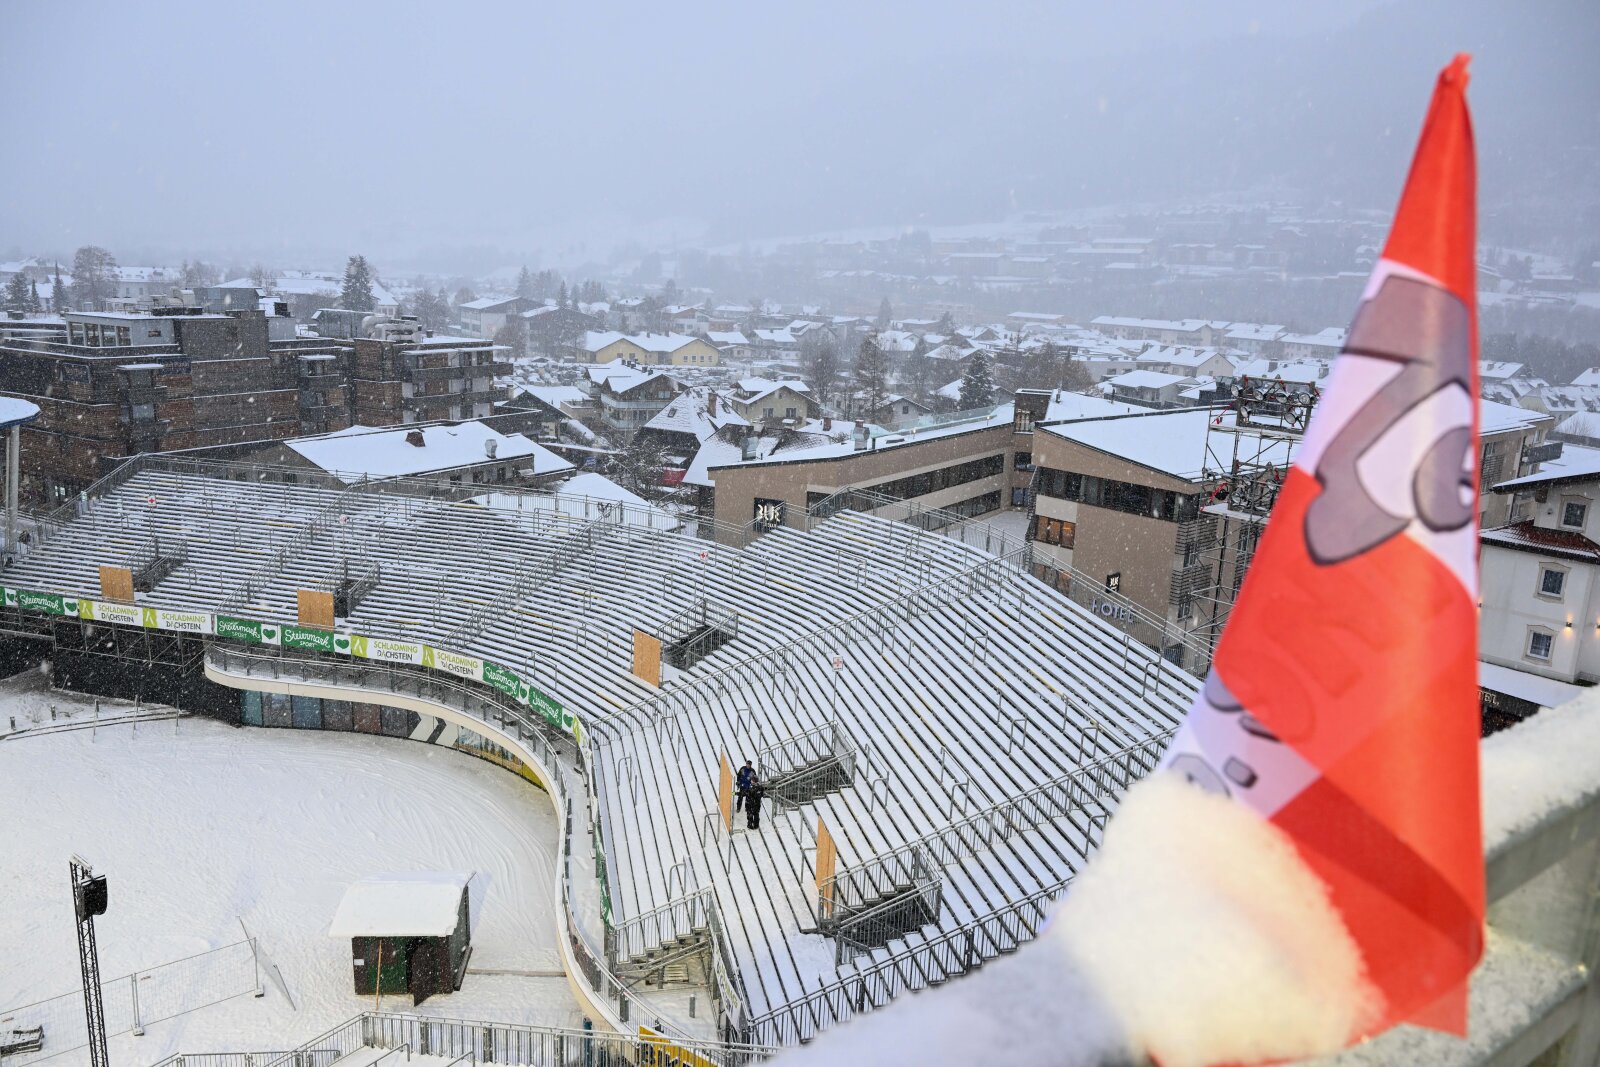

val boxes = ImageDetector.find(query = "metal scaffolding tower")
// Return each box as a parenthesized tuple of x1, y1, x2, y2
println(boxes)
(1190, 377, 1319, 669)
(70, 857, 111, 1067)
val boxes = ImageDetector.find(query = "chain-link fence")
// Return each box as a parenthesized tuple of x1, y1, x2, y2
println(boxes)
(0, 939, 258, 1064)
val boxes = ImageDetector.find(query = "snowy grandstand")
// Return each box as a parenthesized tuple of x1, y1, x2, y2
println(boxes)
(0, 453, 1198, 1054)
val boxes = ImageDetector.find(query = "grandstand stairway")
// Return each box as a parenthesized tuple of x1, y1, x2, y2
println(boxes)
(660, 598, 739, 670)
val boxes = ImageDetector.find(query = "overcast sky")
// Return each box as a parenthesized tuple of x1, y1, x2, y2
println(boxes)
(1, 0, 1592, 274)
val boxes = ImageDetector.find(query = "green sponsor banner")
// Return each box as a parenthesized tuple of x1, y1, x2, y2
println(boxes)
(216, 616, 281, 645)
(143, 607, 214, 635)
(481, 660, 521, 698)
(0, 588, 13, 608)
(429, 647, 484, 682)
(16, 589, 77, 616)
(351, 634, 423, 664)
(80, 600, 143, 627)
(281, 625, 335, 653)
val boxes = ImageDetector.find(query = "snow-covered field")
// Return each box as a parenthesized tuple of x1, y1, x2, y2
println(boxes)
(0, 671, 581, 1065)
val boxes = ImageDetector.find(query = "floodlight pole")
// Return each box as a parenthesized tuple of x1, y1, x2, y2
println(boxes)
(70, 857, 110, 1067)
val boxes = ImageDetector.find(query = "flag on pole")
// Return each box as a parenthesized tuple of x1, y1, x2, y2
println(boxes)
(1159, 54, 1482, 1038)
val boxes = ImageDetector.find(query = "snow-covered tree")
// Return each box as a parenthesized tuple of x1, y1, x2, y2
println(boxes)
(71, 245, 118, 310)
(340, 255, 376, 312)
(803, 334, 843, 408)
(901, 337, 935, 402)
(27, 279, 42, 313)
(960, 350, 996, 409)
(516, 266, 535, 300)
(853, 336, 890, 416)
(4, 273, 31, 313)
(51, 268, 67, 312)
(876, 297, 892, 330)
(557, 281, 570, 309)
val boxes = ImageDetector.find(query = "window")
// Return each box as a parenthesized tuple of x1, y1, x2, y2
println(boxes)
(1562, 501, 1587, 528)
(901, 404, 910, 415)
(1011, 486, 1030, 508)
(785, 406, 797, 418)
(1014, 451, 1035, 472)
(1034, 515, 1076, 548)
(764, 406, 775, 418)
(1527, 630, 1554, 661)
(1105, 572, 1121, 594)
(130, 402, 155, 421)
(1539, 567, 1566, 598)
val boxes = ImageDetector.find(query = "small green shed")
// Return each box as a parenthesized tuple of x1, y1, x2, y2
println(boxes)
(329, 873, 472, 1005)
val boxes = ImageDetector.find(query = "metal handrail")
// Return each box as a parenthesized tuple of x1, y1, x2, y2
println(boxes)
(820, 731, 1171, 913)
(748, 876, 1070, 1047)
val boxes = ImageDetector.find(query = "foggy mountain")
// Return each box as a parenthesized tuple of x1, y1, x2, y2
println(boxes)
(1, 0, 1594, 269)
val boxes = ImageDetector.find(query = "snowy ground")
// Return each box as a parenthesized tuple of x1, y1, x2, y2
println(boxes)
(0, 670, 582, 1066)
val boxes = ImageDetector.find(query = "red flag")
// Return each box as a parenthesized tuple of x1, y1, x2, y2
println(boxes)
(1160, 55, 1482, 1038)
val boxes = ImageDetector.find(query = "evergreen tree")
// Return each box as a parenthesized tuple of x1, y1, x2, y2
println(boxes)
(935, 311, 955, 335)
(27, 279, 42, 313)
(618, 433, 671, 496)
(70, 245, 118, 310)
(454, 286, 477, 307)
(959, 350, 996, 409)
(557, 281, 570, 309)
(51, 268, 67, 312)
(876, 297, 892, 330)
(852, 336, 890, 416)
(3, 273, 30, 313)
(516, 266, 535, 300)
(340, 255, 376, 312)
(661, 278, 680, 305)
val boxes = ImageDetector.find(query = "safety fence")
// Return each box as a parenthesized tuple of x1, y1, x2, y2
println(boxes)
(148, 1010, 781, 1067)
(746, 878, 1069, 1047)
(0, 939, 258, 1065)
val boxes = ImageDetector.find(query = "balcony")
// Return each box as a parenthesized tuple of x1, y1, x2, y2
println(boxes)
(408, 361, 513, 382)
(409, 386, 504, 409)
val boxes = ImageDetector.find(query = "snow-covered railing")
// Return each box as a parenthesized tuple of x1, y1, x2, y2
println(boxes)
(820, 731, 1169, 919)
(755, 719, 851, 782)
(605, 886, 715, 964)
(808, 483, 1214, 673)
(748, 876, 1071, 1047)
(602, 542, 1036, 737)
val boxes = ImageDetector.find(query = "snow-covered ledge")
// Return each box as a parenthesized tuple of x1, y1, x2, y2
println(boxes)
(773, 699, 1600, 1067)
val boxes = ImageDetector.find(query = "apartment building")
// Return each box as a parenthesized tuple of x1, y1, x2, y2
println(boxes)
(350, 322, 511, 425)
(0, 308, 360, 504)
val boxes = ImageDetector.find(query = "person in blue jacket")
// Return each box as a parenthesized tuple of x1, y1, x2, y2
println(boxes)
(736, 760, 757, 811)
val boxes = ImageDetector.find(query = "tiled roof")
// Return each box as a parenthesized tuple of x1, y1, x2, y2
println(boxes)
(1481, 521, 1600, 564)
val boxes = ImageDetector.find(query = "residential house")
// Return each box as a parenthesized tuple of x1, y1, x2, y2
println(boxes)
(726, 378, 818, 427)
(458, 296, 541, 338)
(586, 363, 682, 440)
(581, 331, 721, 368)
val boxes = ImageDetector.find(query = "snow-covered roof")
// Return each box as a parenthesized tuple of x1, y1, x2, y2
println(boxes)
(1107, 370, 1192, 390)
(1224, 323, 1284, 342)
(735, 377, 811, 404)
(0, 397, 42, 428)
(1040, 391, 1140, 423)
(1478, 360, 1525, 381)
(581, 330, 703, 354)
(642, 389, 749, 441)
(1570, 368, 1600, 387)
(706, 330, 749, 346)
(518, 384, 588, 409)
(1279, 327, 1347, 350)
(328, 873, 470, 938)
(1479, 398, 1551, 436)
(1230, 359, 1328, 385)
(460, 296, 519, 311)
(285, 422, 574, 482)
(1042, 408, 1286, 482)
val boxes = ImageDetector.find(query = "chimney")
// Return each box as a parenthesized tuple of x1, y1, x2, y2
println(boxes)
(823, 415, 832, 431)
(485, 437, 498, 459)
(707, 392, 717, 416)
(406, 430, 425, 447)
(741, 429, 758, 461)
(853, 419, 867, 451)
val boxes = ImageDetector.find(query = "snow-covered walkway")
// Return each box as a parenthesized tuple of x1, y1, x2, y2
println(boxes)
(0, 680, 580, 1066)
